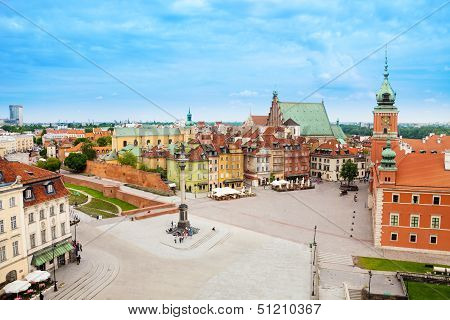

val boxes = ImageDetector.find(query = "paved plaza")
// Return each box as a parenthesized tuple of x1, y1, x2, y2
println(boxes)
(51, 176, 449, 300)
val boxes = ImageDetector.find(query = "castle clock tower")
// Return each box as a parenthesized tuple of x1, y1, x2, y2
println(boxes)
(371, 52, 399, 166)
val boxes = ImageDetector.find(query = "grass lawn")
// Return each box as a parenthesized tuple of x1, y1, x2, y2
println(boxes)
(356, 256, 450, 273)
(65, 183, 137, 211)
(78, 206, 117, 219)
(84, 198, 119, 214)
(405, 281, 450, 300)
(68, 190, 88, 206)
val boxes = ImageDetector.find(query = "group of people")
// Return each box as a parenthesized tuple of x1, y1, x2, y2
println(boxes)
(73, 240, 83, 265)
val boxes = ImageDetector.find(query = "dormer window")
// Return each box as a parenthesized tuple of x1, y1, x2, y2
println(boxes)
(24, 188, 33, 200)
(46, 183, 55, 194)
(0, 171, 3, 183)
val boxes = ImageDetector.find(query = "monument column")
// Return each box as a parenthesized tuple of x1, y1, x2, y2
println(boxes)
(177, 145, 190, 229)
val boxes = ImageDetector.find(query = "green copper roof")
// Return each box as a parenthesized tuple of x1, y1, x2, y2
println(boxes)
(279, 101, 334, 136)
(119, 146, 141, 157)
(114, 127, 181, 137)
(331, 123, 346, 141)
(375, 52, 396, 107)
(379, 139, 397, 171)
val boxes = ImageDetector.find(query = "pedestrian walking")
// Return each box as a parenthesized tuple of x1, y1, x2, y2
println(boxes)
(76, 254, 81, 265)
(39, 292, 44, 300)
(79, 243, 82, 252)
(174, 238, 177, 244)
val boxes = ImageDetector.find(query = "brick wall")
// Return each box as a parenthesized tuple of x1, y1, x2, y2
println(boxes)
(62, 175, 165, 209)
(84, 161, 170, 192)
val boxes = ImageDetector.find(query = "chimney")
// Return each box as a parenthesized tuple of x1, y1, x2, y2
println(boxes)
(445, 150, 450, 171)
(437, 138, 441, 144)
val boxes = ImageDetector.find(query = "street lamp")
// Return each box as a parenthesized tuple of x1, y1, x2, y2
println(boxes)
(312, 225, 317, 266)
(177, 145, 190, 229)
(368, 270, 373, 299)
(52, 243, 58, 292)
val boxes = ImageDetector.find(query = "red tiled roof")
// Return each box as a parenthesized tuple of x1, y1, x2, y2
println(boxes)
(23, 178, 69, 207)
(396, 153, 450, 188)
(0, 158, 59, 184)
(402, 135, 450, 153)
(250, 115, 268, 126)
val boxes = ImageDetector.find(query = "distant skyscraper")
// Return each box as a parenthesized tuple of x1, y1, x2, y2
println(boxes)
(9, 105, 23, 126)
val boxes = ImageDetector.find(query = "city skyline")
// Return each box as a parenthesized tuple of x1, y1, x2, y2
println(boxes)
(0, 0, 449, 123)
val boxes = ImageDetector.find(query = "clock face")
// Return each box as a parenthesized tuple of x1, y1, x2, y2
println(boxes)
(382, 116, 390, 126)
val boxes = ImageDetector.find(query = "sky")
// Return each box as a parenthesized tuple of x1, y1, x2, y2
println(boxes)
(0, 0, 449, 124)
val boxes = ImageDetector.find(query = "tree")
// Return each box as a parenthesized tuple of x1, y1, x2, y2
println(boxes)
(39, 148, 47, 158)
(81, 142, 97, 160)
(64, 153, 88, 173)
(118, 151, 137, 168)
(97, 136, 112, 147)
(73, 137, 88, 146)
(35, 136, 43, 146)
(340, 159, 358, 185)
(37, 157, 61, 172)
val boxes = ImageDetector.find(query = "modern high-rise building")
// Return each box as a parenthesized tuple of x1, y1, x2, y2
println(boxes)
(9, 105, 23, 126)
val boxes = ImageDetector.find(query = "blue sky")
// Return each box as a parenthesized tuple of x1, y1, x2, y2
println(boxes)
(0, 0, 449, 123)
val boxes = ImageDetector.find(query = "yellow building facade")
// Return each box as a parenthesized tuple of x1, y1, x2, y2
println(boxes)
(112, 127, 183, 151)
(0, 179, 29, 288)
(217, 143, 244, 189)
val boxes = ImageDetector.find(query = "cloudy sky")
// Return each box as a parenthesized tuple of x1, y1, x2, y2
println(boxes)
(0, 0, 449, 123)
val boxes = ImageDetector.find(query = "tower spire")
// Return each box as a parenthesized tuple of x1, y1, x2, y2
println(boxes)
(384, 46, 389, 79)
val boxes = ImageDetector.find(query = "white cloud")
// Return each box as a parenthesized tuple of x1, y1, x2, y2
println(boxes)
(171, 0, 210, 14)
(230, 90, 258, 97)
(424, 98, 436, 103)
(95, 95, 104, 100)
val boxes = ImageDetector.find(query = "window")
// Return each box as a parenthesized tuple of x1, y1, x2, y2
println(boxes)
(11, 216, 17, 230)
(431, 216, 440, 229)
(390, 233, 398, 241)
(46, 184, 54, 194)
(123, 141, 127, 147)
(430, 235, 437, 244)
(0, 246, 6, 262)
(61, 223, 66, 236)
(410, 215, 419, 228)
(412, 195, 419, 204)
(29, 212, 35, 224)
(25, 188, 33, 199)
(390, 213, 399, 226)
(39, 209, 45, 220)
(30, 234, 36, 248)
(41, 230, 47, 244)
(432, 196, 440, 205)
(0, 220, 3, 234)
(50, 206, 55, 216)
(0, 200, 2, 210)
(51, 226, 56, 240)
(409, 234, 417, 243)
(392, 194, 399, 203)
(9, 197, 16, 207)
(59, 203, 65, 213)
(12, 241, 19, 257)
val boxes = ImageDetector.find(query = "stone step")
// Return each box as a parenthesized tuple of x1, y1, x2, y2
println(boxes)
(348, 289, 362, 300)
(134, 207, 179, 220)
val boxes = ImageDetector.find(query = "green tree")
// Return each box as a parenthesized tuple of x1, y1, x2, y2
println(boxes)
(118, 151, 137, 168)
(35, 136, 43, 146)
(97, 136, 112, 147)
(64, 153, 88, 173)
(85, 128, 93, 133)
(340, 160, 358, 185)
(73, 137, 89, 146)
(37, 157, 62, 172)
(39, 148, 47, 158)
(81, 142, 97, 160)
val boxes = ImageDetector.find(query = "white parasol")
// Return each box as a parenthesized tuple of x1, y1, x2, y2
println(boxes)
(25, 270, 51, 283)
(3, 280, 31, 294)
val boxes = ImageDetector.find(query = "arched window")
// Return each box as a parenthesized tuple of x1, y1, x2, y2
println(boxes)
(383, 128, 388, 134)
(6, 270, 17, 283)
(134, 139, 138, 146)
(146, 140, 150, 145)
(123, 141, 127, 147)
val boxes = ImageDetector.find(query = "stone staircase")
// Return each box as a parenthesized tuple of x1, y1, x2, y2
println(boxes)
(125, 203, 179, 221)
(347, 288, 362, 300)
(51, 261, 119, 300)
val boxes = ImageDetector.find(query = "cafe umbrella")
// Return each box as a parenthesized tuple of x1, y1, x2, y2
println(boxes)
(3, 280, 31, 299)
